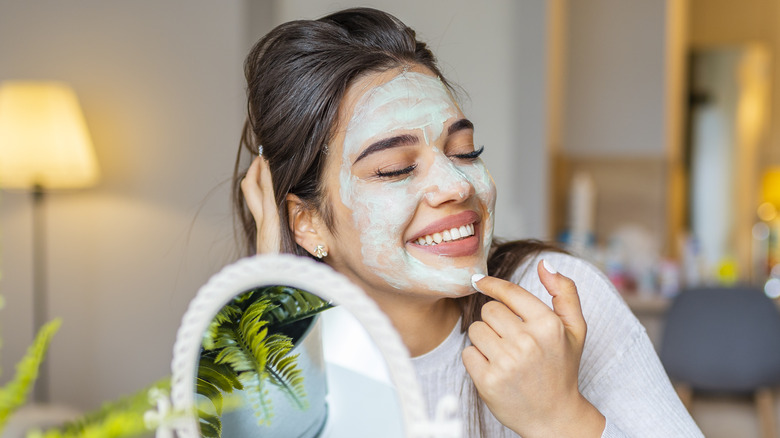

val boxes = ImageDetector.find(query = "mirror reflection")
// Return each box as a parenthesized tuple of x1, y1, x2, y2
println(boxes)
(193, 284, 406, 438)
(196, 285, 330, 437)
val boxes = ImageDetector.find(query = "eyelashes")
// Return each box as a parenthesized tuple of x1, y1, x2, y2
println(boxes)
(451, 145, 485, 160)
(375, 164, 418, 178)
(373, 145, 485, 179)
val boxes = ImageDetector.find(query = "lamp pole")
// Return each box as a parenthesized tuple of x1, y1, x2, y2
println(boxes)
(32, 184, 49, 403)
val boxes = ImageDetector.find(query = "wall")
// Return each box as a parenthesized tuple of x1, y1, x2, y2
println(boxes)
(564, 0, 668, 158)
(555, 0, 679, 252)
(0, 0, 260, 410)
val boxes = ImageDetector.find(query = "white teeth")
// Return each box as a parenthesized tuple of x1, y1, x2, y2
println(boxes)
(414, 223, 476, 246)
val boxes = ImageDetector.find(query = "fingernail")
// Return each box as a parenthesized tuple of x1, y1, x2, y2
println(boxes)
(471, 274, 485, 291)
(542, 259, 557, 274)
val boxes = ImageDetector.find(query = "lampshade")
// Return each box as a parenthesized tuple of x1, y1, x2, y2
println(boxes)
(762, 167, 780, 208)
(0, 81, 99, 189)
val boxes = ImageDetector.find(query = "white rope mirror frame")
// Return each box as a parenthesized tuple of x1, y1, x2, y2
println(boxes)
(170, 253, 460, 438)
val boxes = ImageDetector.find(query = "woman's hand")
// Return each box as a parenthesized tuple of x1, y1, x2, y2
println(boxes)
(240, 156, 281, 254)
(462, 260, 605, 438)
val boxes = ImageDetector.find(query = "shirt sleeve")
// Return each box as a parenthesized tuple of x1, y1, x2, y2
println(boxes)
(513, 252, 704, 438)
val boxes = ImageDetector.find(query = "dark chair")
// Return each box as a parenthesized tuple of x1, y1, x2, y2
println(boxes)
(660, 285, 780, 438)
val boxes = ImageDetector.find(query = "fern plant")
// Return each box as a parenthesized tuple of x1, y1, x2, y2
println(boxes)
(0, 294, 61, 432)
(11, 286, 330, 438)
(197, 286, 331, 437)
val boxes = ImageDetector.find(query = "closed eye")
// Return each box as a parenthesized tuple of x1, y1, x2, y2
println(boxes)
(374, 164, 418, 179)
(450, 145, 485, 160)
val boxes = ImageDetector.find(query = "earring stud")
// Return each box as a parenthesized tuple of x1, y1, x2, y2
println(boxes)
(314, 244, 328, 259)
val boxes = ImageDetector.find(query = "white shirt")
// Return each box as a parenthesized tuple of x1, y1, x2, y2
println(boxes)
(411, 251, 704, 437)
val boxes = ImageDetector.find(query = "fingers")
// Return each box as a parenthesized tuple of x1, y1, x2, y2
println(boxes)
(241, 157, 265, 220)
(467, 320, 507, 359)
(479, 300, 524, 338)
(461, 344, 489, 377)
(471, 259, 587, 342)
(471, 275, 550, 321)
(258, 156, 277, 218)
(241, 156, 281, 254)
(536, 259, 586, 342)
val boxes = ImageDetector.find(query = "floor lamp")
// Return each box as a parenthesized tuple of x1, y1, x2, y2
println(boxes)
(0, 81, 100, 403)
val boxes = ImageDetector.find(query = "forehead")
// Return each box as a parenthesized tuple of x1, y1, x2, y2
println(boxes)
(335, 68, 462, 158)
(340, 67, 454, 116)
(354, 71, 452, 113)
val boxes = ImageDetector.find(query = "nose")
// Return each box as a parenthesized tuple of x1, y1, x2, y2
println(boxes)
(423, 155, 476, 207)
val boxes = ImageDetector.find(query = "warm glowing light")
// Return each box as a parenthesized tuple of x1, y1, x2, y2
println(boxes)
(762, 167, 780, 208)
(757, 201, 778, 222)
(0, 81, 99, 189)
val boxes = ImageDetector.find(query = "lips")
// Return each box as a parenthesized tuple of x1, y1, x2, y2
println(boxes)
(408, 210, 481, 257)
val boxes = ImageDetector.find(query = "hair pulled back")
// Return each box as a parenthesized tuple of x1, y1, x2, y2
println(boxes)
(233, 7, 452, 257)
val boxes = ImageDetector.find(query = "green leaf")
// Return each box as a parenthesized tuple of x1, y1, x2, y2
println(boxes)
(264, 334, 307, 410)
(198, 410, 222, 438)
(203, 304, 242, 350)
(197, 356, 242, 393)
(196, 378, 223, 415)
(34, 378, 171, 438)
(0, 318, 61, 428)
(264, 287, 331, 329)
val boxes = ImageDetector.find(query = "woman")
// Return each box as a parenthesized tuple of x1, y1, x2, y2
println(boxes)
(234, 7, 702, 438)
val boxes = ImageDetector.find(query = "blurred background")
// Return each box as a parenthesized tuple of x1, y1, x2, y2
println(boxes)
(1, 0, 779, 437)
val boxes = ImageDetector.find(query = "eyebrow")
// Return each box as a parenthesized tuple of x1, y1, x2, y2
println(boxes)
(448, 118, 474, 135)
(353, 134, 419, 164)
(351, 118, 475, 165)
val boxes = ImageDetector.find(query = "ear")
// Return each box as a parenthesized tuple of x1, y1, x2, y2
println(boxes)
(286, 194, 329, 258)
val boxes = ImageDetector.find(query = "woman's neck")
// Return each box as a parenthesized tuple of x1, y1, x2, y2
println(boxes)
(369, 292, 462, 357)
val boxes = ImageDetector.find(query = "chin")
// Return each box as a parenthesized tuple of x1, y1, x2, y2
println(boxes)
(445, 283, 480, 299)
(407, 259, 486, 296)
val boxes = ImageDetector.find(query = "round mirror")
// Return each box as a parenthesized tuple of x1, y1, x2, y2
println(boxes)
(169, 254, 458, 438)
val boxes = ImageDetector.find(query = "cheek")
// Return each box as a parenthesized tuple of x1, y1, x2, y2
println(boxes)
(342, 178, 418, 234)
(459, 161, 497, 246)
(466, 162, 496, 210)
(338, 168, 420, 264)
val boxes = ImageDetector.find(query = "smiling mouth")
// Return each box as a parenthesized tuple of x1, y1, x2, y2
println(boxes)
(414, 223, 476, 246)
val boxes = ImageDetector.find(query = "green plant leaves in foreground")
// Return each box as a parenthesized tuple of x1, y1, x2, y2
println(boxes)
(6, 286, 330, 438)
(0, 318, 61, 430)
(27, 378, 172, 438)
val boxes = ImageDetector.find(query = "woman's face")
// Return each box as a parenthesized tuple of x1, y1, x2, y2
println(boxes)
(319, 66, 496, 299)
